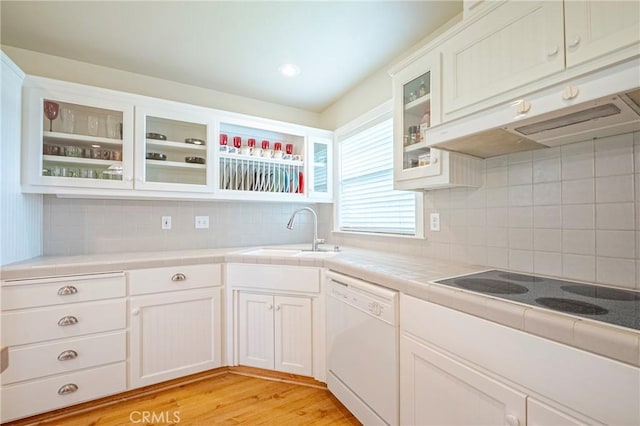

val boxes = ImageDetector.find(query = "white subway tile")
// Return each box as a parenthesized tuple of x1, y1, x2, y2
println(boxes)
(467, 208, 487, 227)
(562, 178, 594, 204)
(486, 207, 508, 227)
(562, 254, 596, 282)
(509, 151, 533, 164)
(595, 133, 634, 177)
(509, 249, 534, 272)
(534, 229, 562, 252)
(533, 206, 562, 229)
(486, 166, 508, 187)
(595, 175, 634, 203)
(486, 187, 509, 207)
(562, 140, 594, 180)
(596, 257, 636, 289)
(509, 184, 533, 206)
(509, 228, 533, 250)
(534, 251, 562, 277)
(562, 204, 595, 229)
(487, 247, 509, 268)
(509, 162, 533, 185)
(487, 227, 508, 247)
(468, 227, 487, 246)
(533, 182, 561, 205)
(533, 157, 561, 183)
(563, 229, 595, 255)
(596, 230, 635, 258)
(486, 155, 509, 169)
(596, 203, 635, 230)
(509, 207, 533, 228)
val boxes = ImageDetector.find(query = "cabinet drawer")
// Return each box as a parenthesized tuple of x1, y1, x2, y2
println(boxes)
(128, 264, 221, 295)
(1, 331, 126, 385)
(1, 299, 126, 347)
(227, 264, 320, 293)
(1, 362, 126, 422)
(2, 273, 125, 311)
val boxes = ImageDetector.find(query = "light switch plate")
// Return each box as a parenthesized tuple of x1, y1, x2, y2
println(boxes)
(430, 213, 440, 231)
(195, 216, 209, 229)
(161, 216, 172, 230)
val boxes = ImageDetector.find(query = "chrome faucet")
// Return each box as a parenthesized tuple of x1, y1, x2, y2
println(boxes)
(286, 207, 325, 251)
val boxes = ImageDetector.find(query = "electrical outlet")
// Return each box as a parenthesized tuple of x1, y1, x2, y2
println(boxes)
(430, 213, 440, 232)
(195, 215, 209, 229)
(161, 216, 172, 230)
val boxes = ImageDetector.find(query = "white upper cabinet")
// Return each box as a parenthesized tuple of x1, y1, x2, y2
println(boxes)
(391, 52, 482, 190)
(134, 102, 215, 193)
(22, 77, 135, 191)
(442, 1, 565, 120)
(564, 0, 640, 68)
(307, 135, 333, 201)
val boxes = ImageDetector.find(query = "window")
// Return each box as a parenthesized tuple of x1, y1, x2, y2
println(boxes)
(336, 105, 418, 236)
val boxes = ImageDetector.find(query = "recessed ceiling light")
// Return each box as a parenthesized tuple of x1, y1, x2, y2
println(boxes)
(279, 63, 301, 77)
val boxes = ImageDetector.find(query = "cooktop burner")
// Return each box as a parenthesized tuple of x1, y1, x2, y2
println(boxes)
(435, 270, 640, 331)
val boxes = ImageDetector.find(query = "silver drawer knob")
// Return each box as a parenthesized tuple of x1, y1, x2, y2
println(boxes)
(171, 273, 186, 281)
(57, 286, 78, 296)
(58, 383, 78, 395)
(57, 316, 78, 326)
(57, 350, 78, 361)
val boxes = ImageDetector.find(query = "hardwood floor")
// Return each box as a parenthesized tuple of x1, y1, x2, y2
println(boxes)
(7, 371, 361, 426)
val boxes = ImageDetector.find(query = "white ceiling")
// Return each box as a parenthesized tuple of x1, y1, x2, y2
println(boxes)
(1, 1, 461, 112)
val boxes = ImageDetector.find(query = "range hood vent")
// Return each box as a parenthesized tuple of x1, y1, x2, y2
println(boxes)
(513, 104, 621, 136)
(425, 60, 640, 159)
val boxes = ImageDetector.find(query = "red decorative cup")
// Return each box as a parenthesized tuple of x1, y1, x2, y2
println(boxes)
(285, 143, 294, 154)
(247, 138, 256, 148)
(233, 136, 241, 148)
(219, 134, 228, 145)
(274, 142, 282, 151)
(261, 140, 269, 149)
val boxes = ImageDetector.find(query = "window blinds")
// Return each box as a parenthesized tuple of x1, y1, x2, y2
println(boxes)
(338, 118, 416, 235)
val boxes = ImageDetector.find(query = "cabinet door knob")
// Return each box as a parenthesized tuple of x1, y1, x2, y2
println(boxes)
(562, 85, 580, 100)
(171, 273, 186, 282)
(546, 46, 559, 57)
(131, 308, 140, 316)
(506, 414, 520, 426)
(58, 383, 79, 395)
(57, 286, 78, 296)
(275, 305, 281, 311)
(568, 35, 581, 48)
(267, 304, 273, 310)
(515, 100, 531, 115)
(57, 316, 78, 326)
(57, 350, 78, 361)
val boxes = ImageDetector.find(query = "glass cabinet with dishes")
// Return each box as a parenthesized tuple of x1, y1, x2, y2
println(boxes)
(391, 51, 481, 190)
(217, 118, 307, 199)
(21, 80, 135, 191)
(307, 135, 333, 201)
(134, 104, 214, 192)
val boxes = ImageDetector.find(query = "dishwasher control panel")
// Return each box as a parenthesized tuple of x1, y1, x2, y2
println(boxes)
(328, 279, 397, 325)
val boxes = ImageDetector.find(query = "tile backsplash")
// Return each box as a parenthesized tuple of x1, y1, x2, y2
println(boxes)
(44, 197, 332, 256)
(334, 131, 640, 290)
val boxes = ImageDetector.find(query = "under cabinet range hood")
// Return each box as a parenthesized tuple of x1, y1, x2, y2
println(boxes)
(426, 59, 640, 159)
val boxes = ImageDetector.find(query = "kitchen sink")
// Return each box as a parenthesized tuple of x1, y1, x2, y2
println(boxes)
(240, 248, 339, 258)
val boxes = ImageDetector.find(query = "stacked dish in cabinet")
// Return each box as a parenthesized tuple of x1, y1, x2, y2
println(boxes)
(41, 99, 125, 181)
(219, 122, 305, 194)
(143, 116, 208, 186)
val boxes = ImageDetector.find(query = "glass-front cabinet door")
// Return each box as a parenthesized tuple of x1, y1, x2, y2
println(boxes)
(217, 117, 307, 200)
(392, 52, 444, 189)
(134, 104, 214, 192)
(22, 82, 135, 190)
(307, 134, 333, 201)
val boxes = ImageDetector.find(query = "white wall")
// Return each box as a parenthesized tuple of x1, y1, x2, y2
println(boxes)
(1, 52, 43, 265)
(1, 46, 322, 129)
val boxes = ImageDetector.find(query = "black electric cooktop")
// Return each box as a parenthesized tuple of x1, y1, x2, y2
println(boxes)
(436, 270, 640, 331)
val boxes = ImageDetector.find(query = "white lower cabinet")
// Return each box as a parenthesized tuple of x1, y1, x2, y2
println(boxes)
(0, 273, 127, 422)
(129, 287, 222, 388)
(401, 336, 526, 426)
(238, 292, 312, 376)
(400, 294, 638, 425)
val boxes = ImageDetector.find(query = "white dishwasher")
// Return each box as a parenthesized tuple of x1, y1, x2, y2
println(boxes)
(326, 270, 399, 426)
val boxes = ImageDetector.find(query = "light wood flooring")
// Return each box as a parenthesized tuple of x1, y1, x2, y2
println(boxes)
(6, 370, 361, 426)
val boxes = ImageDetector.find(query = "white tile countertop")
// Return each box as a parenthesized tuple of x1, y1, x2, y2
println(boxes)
(2, 245, 639, 367)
